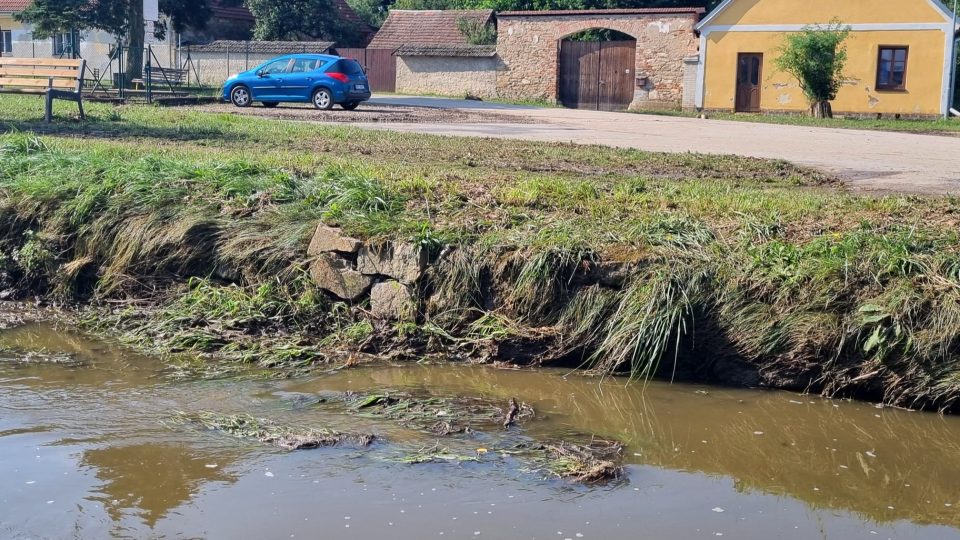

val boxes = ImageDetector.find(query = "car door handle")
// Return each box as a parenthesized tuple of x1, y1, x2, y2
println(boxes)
(306, 77, 313, 81)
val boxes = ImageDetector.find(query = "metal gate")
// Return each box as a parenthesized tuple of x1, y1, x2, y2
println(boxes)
(559, 40, 636, 111)
(334, 47, 396, 93)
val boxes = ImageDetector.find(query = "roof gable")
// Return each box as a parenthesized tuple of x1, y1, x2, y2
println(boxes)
(698, 0, 955, 29)
(368, 9, 494, 50)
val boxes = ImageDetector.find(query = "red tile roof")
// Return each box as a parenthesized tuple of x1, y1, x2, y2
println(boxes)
(499, 8, 705, 17)
(0, 0, 30, 13)
(209, 0, 255, 23)
(368, 9, 494, 50)
(333, 0, 372, 32)
(189, 40, 335, 53)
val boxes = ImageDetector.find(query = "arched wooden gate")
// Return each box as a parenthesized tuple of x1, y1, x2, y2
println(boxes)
(558, 39, 636, 111)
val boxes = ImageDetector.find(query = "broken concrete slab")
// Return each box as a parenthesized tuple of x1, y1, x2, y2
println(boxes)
(309, 254, 373, 301)
(370, 280, 414, 320)
(307, 225, 363, 256)
(358, 243, 428, 285)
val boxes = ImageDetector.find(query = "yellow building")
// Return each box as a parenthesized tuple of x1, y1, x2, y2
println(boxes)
(1, 0, 25, 57)
(695, 0, 958, 117)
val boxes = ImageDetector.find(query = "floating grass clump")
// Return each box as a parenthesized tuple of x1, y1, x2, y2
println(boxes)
(176, 411, 376, 450)
(332, 391, 534, 435)
(538, 439, 625, 483)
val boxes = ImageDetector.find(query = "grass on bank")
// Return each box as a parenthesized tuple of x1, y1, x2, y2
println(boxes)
(1, 95, 960, 411)
(632, 108, 960, 135)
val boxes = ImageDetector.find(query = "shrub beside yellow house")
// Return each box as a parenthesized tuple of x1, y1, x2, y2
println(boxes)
(695, 0, 958, 118)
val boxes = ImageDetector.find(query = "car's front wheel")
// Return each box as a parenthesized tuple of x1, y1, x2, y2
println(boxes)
(230, 86, 252, 108)
(340, 102, 359, 111)
(262, 102, 279, 108)
(312, 88, 333, 110)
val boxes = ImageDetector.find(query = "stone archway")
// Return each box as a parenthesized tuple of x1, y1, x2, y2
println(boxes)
(558, 29, 637, 111)
(496, 8, 702, 110)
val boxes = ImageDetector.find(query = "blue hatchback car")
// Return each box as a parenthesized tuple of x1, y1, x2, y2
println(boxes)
(222, 54, 371, 110)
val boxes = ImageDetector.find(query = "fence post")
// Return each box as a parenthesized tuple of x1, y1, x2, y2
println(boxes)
(245, 41, 249, 70)
(118, 45, 124, 99)
(146, 44, 152, 103)
(226, 44, 230, 82)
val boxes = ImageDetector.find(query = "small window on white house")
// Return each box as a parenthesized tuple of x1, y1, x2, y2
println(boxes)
(1, 30, 12, 55)
(53, 32, 73, 56)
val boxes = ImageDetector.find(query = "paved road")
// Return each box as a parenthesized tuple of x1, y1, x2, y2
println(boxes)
(366, 96, 960, 194)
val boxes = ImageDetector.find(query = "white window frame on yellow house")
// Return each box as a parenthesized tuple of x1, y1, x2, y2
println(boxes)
(1, 29, 11, 55)
(693, 0, 958, 116)
(0, 30, 13, 54)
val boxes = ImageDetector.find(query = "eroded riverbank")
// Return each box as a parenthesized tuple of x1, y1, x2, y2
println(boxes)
(1, 112, 960, 411)
(2, 320, 959, 539)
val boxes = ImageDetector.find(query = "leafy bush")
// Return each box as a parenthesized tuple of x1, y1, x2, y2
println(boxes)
(13, 231, 55, 279)
(457, 17, 496, 45)
(774, 21, 850, 118)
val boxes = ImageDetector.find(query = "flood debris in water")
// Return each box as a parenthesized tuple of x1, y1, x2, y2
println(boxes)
(396, 441, 481, 464)
(0, 347, 82, 366)
(0, 302, 44, 330)
(390, 436, 625, 484)
(501, 438, 625, 484)
(174, 411, 377, 450)
(333, 391, 535, 435)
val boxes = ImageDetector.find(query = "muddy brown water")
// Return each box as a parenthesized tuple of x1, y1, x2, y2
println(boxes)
(1, 321, 960, 539)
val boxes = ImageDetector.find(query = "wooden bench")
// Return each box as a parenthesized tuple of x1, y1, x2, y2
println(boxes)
(131, 66, 188, 89)
(0, 57, 86, 122)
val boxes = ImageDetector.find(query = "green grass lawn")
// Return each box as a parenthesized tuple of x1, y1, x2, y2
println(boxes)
(632, 108, 960, 135)
(2, 94, 960, 410)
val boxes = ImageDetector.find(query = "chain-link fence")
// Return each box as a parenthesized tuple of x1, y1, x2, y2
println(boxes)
(3, 29, 177, 89)
(3, 34, 399, 95)
(180, 40, 336, 87)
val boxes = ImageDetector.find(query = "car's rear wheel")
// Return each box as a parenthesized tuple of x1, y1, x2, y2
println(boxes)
(230, 86, 252, 108)
(312, 88, 333, 110)
(340, 102, 360, 111)
(262, 102, 279, 108)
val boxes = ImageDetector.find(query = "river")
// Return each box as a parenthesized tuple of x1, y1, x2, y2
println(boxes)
(1, 320, 959, 539)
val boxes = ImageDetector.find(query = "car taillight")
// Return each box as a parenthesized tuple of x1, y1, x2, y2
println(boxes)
(327, 72, 349, 83)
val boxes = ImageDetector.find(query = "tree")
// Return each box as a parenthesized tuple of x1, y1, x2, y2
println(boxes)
(347, 0, 391, 28)
(773, 22, 851, 118)
(246, 0, 364, 45)
(16, 0, 211, 86)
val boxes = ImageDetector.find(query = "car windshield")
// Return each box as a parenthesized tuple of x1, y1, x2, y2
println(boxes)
(336, 59, 365, 76)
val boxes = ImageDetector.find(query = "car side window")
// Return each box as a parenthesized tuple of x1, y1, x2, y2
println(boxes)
(261, 59, 291, 75)
(290, 58, 318, 73)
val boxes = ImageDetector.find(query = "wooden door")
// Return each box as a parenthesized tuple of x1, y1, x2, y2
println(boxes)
(735, 53, 762, 112)
(559, 40, 635, 111)
(559, 40, 600, 109)
(597, 41, 634, 111)
(364, 48, 396, 93)
(331, 48, 396, 93)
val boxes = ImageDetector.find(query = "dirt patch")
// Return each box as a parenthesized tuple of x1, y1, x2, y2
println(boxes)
(189, 102, 535, 125)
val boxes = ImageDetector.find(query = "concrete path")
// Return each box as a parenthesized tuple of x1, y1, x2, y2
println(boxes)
(366, 96, 960, 194)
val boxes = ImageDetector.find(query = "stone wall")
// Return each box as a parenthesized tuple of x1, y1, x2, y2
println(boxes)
(396, 56, 500, 99)
(496, 12, 699, 109)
